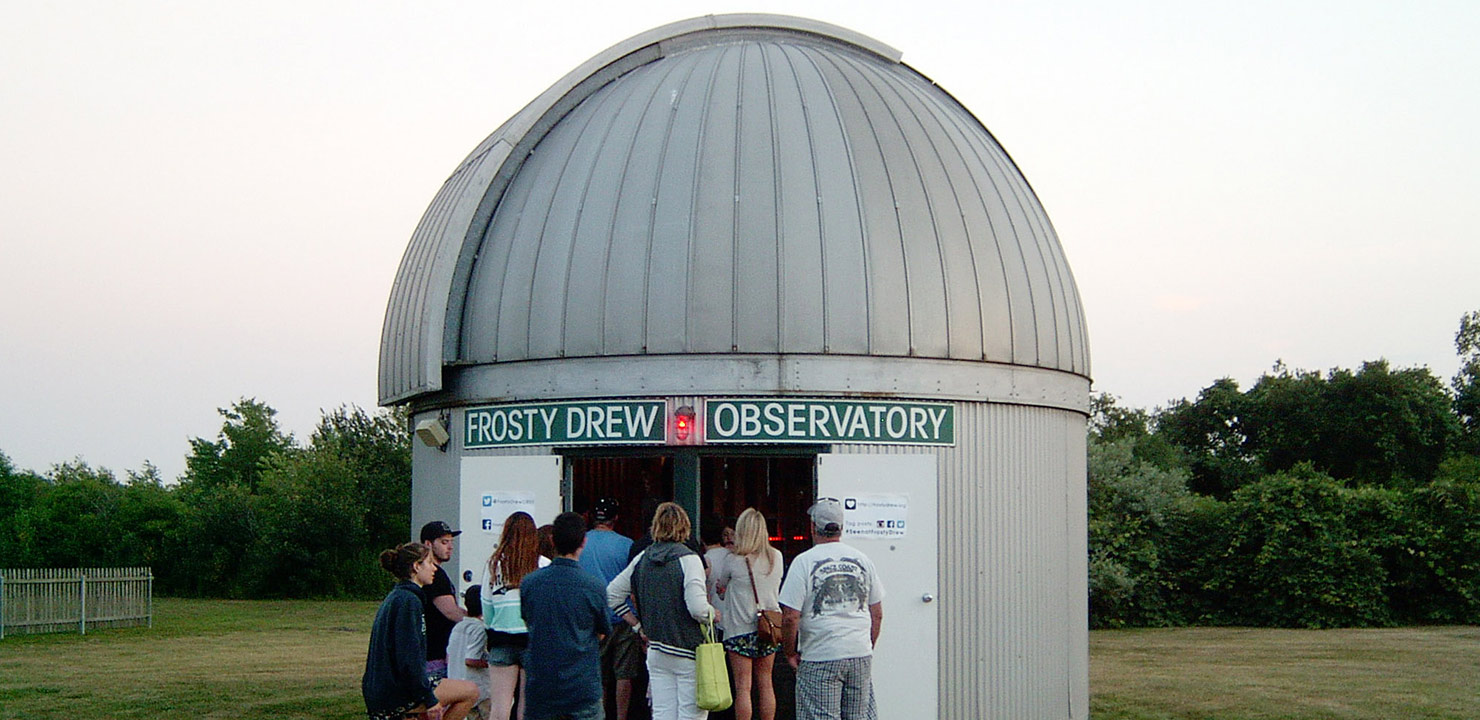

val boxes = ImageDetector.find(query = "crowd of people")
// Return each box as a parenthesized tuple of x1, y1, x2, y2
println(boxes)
(361, 497, 885, 720)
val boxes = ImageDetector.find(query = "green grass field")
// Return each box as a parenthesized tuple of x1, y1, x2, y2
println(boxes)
(0, 599, 1475, 719)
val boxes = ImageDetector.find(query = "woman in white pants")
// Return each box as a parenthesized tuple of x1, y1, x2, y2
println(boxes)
(606, 502, 717, 720)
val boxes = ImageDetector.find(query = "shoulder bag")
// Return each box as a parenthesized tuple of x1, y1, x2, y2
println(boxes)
(747, 556, 784, 646)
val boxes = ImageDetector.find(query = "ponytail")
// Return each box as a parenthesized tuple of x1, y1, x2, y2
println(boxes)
(379, 542, 429, 581)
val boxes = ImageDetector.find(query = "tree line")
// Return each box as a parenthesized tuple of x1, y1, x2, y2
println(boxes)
(2, 311, 1477, 622)
(0, 402, 411, 598)
(1089, 311, 1480, 628)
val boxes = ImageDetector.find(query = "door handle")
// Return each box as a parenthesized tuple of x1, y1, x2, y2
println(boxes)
(921, 593, 934, 603)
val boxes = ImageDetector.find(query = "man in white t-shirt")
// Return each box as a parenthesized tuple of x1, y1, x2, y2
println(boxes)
(778, 498, 885, 720)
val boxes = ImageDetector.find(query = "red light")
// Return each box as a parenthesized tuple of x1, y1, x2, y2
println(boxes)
(791, 535, 806, 541)
(671, 404, 697, 444)
(768, 535, 782, 543)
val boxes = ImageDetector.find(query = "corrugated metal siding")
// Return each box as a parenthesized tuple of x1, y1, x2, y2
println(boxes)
(839, 401, 1088, 719)
(379, 16, 1090, 406)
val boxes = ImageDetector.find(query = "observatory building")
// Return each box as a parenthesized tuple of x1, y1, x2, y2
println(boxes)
(380, 14, 1090, 718)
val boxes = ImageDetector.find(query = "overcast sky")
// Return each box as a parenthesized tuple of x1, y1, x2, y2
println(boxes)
(3, 1, 1477, 481)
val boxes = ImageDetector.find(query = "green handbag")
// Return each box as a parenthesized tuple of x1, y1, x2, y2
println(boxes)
(695, 613, 733, 711)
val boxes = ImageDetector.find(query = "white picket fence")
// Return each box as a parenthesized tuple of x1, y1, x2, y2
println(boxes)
(0, 567, 153, 638)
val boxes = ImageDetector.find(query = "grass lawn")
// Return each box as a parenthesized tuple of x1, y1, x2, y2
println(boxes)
(1091, 625, 1480, 720)
(0, 598, 1476, 719)
(0, 597, 379, 720)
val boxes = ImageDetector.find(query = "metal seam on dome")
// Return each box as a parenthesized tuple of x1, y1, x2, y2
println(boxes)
(852, 51, 957, 360)
(793, 43, 871, 357)
(1023, 185, 1076, 373)
(928, 90, 1034, 367)
(788, 44, 862, 356)
(684, 47, 726, 355)
(905, 84, 998, 363)
(763, 43, 785, 354)
(585, 68, 657, 358)
(552, 71, 626, 359)
(813, 48, 910, 356)
(861, 57, 984, 361)
(777, 44, 831, 354)
(601, 59, 672, 355)
(978, 134, 1053, 369)
(770, 43, 823, 354)
(643, 50, 705, 356)
(528, 70, 616, 362)
(729, 43, 745, 352)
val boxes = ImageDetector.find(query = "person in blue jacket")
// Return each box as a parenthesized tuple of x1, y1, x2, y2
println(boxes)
(363, 542, 480, 720)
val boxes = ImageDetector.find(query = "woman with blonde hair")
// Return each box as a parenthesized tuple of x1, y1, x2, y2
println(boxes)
(606, 502, 717, 720)
(481, 512, 549, 720)
(712, 508, 784, 720)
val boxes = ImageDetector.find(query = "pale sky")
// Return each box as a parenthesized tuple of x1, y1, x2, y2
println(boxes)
(2, 1, 1477, 481)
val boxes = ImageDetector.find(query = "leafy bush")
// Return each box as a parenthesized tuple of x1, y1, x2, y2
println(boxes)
(1201, 466, 1391, 628)
(1391, 473, 1480, 624)
(1087, 437, 1195, 627)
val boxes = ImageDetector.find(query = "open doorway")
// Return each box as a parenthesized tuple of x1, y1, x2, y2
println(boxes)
(567, 449, 817, 564)
(566, 448, 817, 720)
(566, 454, 674, 541)
(697, 454, 816, 566)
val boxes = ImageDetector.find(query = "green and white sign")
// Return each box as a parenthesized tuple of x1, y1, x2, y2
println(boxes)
(464, 400, 665, 448)
(705, 399, 954, 446)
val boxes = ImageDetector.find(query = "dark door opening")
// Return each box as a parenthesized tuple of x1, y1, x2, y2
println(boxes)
(566, 454, 674, 541)
(567, 450, 816, 565)
(697, 454, 816, 567)
(566, 448, 817, 720)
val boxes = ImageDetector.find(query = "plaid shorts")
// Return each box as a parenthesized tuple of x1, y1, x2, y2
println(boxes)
(795, 656, 876, 720)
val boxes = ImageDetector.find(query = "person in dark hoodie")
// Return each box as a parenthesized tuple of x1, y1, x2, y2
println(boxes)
(606, 502, 718, 720)
(363, 542, 480, 720)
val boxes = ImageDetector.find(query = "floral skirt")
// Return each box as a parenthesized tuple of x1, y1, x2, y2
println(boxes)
(722, 631, 780, 659)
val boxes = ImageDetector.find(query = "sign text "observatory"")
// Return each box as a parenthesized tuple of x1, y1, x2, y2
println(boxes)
(705, 399, 954, 446)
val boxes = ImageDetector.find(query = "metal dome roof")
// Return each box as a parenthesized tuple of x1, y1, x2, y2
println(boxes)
(380, 14, 1089, 406)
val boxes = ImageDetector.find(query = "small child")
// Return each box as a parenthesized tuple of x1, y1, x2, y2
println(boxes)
(446, 585, 492, 720)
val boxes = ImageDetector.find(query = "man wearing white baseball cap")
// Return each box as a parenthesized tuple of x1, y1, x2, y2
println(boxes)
(778, 498, 886, 720)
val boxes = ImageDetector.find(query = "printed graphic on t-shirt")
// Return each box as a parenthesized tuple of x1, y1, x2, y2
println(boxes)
(805, 558, 870, 617)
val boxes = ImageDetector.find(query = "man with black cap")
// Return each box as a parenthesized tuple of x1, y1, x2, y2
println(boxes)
(577, 498, 640, 720)
(420, 520, 467, 680)
(778, 499, 886, 720)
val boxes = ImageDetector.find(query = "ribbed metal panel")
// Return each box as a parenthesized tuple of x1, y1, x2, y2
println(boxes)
(378, 15, 1089, 406)
(426, 394, 1089, 716)
(838, 401, 1088, 719)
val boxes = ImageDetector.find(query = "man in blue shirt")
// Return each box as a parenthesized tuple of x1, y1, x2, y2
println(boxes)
(578, 498, 640, 720)
(522, 511, 612, 720)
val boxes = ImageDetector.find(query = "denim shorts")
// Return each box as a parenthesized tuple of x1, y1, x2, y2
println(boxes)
(488, 643, 525, 667)
(487, 630, 529, 667)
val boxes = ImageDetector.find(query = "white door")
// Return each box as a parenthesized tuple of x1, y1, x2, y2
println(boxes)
(816, 453, 939, 720)
(456, 455, 564, 588)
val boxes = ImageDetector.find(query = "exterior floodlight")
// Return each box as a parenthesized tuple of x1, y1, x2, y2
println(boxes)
(415, 418, 450, 448)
